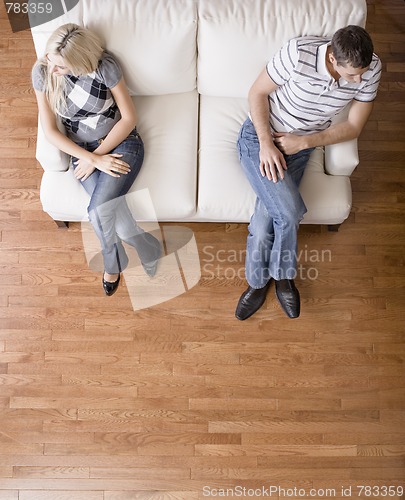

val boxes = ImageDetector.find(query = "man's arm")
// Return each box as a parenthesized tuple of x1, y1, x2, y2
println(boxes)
(248, 68, 287, 182)
(273, 100, 374, 155)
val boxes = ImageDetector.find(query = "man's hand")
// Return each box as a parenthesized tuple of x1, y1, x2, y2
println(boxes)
(259, 142, 287, 183)
(273, 132, 307, 155)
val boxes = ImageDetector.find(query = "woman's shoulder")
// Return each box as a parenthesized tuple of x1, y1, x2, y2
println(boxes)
(96, 50, 123, 89)
(32, 60, 47, 92)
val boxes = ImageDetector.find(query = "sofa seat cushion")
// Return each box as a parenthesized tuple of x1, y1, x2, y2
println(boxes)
(40, 91, 198, 222)
(196, 96, 254, 222)
(133, 91, 198, 220)
(195, 95, 351, 223)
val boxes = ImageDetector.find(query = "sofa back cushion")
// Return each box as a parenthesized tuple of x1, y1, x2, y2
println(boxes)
(197, 0, 367, 98)
(83, 0, 197, 96)
(31, 0, 197, 96)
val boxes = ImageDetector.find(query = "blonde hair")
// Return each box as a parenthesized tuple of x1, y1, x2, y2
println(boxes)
(34, 23, 104, 114)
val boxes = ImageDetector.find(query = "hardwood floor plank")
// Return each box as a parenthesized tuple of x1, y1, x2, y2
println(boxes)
(13, 466, 90, 479)
(90, 467, 190, 480)
(19, 493, 103, 500)
(195, 444, 358, 457)
(208, 420, 405, 434)
(0, 455, 258, 468)
(9, 397, 145, 410)
(105, 493, 199, 500)
(0, 493, 18, 500)
(324, 433, 405, 445)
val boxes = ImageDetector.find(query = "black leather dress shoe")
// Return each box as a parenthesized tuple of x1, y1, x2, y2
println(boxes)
(235, 281, 272, 321)
(102, 273, 120, 296)
(275, 279, 300, 318)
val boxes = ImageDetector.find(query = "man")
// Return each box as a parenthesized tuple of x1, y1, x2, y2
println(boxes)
(235, 25, 381, 320)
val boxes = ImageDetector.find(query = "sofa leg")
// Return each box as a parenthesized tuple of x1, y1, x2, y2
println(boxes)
(327, 224, 340, 232)
(55, 220, 69, 229)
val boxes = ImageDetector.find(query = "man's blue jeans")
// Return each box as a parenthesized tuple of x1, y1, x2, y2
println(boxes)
(73, 128, 161, 275)
(237, 118, 314, 288)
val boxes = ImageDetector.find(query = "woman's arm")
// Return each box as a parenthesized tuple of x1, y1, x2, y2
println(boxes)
(91, 78, 137, 156)
(34, 88, 97, 163)
(73, 77, 137, 180)
(34, 88, 131, 179)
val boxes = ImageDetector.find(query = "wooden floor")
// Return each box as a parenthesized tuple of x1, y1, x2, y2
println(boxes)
(0, 1, 404, 499)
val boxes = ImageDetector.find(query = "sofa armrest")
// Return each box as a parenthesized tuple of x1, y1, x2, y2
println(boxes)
(36, 115, 70, 172)
(324, 138, 359, 176)
(324, 101, 359, 177)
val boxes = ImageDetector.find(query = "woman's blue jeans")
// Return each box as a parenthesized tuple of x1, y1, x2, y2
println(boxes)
(73, 128, 161, 275)
(237, 118, 314, 288)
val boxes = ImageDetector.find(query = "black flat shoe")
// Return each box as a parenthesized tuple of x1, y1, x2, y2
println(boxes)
(275, 279, 300, 318)
(102, 273, 120, 296)
(235, 280, 272, 321)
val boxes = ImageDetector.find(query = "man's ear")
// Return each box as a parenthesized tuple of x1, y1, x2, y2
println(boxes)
(329, 51, 337, 65)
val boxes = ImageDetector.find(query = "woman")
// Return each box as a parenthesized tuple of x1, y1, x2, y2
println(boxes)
(32, 23, 161, 296)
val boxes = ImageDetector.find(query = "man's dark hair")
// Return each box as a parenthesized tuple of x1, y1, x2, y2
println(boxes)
(331, 25, 374, 68)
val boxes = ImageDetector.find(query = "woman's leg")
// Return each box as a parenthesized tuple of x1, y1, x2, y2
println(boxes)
(76, 131, 160, 275)
(109, 132, 161, 267)
(74, 166, 126, 275)
(114, 200, 162, 266)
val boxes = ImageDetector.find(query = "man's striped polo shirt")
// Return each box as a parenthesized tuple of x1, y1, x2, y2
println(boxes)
(266, 36, 382, 135)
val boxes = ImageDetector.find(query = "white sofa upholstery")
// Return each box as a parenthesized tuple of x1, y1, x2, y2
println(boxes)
(31, 0, 367, 225)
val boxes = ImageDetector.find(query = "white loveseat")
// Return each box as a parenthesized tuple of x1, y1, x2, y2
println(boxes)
(31, 0, 367, 226)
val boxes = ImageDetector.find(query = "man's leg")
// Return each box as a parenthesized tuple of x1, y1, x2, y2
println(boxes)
(235, 197, 274, 321)
(245, 197, 274, 288)
(236, 118, 313, 319)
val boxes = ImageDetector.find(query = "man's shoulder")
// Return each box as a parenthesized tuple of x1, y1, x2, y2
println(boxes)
(282, 36, 330, 64)
(286, 36, 330, 75)
(275, 36, 328, 63)
(370, 53, 382, 72)
(294, 35, 330, 50)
